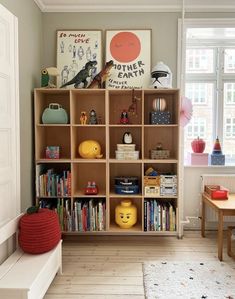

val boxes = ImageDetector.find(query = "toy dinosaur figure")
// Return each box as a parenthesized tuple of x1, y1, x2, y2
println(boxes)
(60, 60, 97, 88)
(41, 67, 59, 88)
(88, 60, 114, 89)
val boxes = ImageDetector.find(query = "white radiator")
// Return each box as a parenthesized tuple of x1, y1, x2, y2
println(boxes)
(201, 174, 235, 222)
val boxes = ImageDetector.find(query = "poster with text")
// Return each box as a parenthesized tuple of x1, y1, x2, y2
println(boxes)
(106, 30, 151, 89)
(57, 30, 102, 88)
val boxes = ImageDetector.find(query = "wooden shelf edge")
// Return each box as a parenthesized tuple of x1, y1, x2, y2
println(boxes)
(36, 159, 71, 163)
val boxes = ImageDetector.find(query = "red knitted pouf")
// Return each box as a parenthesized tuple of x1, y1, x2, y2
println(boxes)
(18, 208, 61, 254)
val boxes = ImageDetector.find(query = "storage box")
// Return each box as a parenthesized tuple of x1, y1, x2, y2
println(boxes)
(144, 176, 160, 187)
(209, 154, 225, 165)
(144, 186, 160, 197)
(115, 176, 138, 186)
(150, 111, 171, 124)
(160, 175, 177, 185)
(115, 185, 139, 195)
(187, 152, 209, 165)
(115, 150, 139, 160)
(160, 185, 177, 196)
(205, 185, 229, 199)
(150, 149, 170, 159)
(117, 144, 136, 151)
(45, 146, 60, 159)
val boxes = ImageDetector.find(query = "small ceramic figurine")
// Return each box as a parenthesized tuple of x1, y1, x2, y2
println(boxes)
(89, 109, 98, 124)
(41, 67, 59, 88)
(80, 111, 87, 125)
(115, 199, 137, 229)
(120, 110, 129, 124)
(123, 132, 133, 144)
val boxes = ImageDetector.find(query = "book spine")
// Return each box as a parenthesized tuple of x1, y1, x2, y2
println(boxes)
(144, 200, 147, 231)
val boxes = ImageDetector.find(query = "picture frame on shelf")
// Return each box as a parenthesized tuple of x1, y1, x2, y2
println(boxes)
(105, 29, 152, 89)
(56, 30, 102, 88)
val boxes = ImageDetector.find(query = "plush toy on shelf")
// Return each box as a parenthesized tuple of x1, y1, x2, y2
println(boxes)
(78, 140, 103, 159)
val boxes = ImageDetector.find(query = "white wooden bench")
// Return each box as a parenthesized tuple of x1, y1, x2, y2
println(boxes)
(0, 214, 62, 299)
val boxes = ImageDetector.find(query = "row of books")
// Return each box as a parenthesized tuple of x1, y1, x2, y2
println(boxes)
(39, 198, 106, 232)
(144, 200, 176, 231)
(36, 166, 71, 197)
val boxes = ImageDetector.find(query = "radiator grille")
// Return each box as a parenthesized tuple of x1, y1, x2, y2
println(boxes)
(201, 174, 235, 222)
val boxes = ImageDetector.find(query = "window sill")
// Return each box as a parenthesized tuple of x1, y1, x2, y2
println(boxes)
(184, 164, 235, 168)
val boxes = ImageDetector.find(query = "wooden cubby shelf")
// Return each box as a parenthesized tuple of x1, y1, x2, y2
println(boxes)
(34, 88, 180, 236)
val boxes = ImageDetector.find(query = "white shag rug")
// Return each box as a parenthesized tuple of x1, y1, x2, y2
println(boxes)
(143, 261, 235, 299)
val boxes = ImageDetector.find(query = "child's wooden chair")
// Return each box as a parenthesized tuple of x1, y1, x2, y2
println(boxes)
(227, 226, 235, 259)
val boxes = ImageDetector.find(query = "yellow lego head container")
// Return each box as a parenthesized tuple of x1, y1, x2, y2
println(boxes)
(115, 199, 137, 229)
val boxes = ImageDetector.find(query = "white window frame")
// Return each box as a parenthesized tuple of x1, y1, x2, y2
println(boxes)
(178, 18, 235, 166)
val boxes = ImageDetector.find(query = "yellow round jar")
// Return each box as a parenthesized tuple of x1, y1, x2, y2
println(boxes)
(115, 199, 137, 229)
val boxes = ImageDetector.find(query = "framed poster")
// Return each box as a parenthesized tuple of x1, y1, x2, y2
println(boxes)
(106, 29, 151, 89)
(56, 30, 102, 88)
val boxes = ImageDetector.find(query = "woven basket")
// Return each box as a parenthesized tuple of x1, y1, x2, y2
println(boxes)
(18, 208, 61, 254)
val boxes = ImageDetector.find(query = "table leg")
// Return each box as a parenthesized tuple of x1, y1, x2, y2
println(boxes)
(218, 211, 223, 261)
(201, 196, 205, 238)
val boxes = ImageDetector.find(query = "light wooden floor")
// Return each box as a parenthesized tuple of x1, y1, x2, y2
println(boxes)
(44, 231, 235, 299)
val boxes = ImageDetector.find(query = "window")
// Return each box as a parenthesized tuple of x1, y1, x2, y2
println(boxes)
(224, 82, 235, 104)
(181, 21, 235, 165)
(225, 118, 235, 138)
(187, 118, 206, 138)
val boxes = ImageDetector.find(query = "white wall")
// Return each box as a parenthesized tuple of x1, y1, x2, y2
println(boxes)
(0, 0, 42, 211)
(183, 166, 235, 229)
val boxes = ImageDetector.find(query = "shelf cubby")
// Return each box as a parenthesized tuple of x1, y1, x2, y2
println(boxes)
(109, 126, 142, 159)
(144, 126, 179, 160)
(109, 163, 142, 195)
(72, 163, 106, 197)
(144, 162, 178, 176)
(109, 197, 142, 232)
(35, 163, 71, 199)
(109, 89, 142, 125)
(143, 89, 180, 125)
(71, 89, 106, 124)
(35, 126, 71, 160)
(71, 126, 106, 159)
(34, 89, 70, 125)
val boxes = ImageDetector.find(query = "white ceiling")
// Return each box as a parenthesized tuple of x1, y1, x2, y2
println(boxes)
(34, 0, 235, 13)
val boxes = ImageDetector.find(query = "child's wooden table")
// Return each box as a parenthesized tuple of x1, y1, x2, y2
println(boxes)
(201, 192, 235, 261)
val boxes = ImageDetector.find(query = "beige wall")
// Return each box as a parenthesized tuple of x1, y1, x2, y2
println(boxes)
(42, 12, 181, 87)
(0, 0, 42, 211)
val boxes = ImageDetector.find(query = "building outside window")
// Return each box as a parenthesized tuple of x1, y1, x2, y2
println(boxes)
(182, 23, 235, 164)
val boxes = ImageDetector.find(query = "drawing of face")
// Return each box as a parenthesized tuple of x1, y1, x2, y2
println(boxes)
(110, 32, 141, 63)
